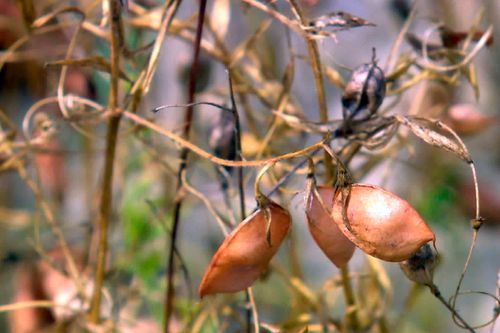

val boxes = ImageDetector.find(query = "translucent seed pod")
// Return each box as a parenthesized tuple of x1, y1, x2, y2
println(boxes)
(331, 184, 435, 262)
(198, 201, 291, 297)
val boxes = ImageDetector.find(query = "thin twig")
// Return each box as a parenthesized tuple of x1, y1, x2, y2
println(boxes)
(340, 265, 361, 330)
(287, 0, 334, 184)
(164, 1, 208, 331)
(428, 284, 476, 333)
(123, 110, 326, 167)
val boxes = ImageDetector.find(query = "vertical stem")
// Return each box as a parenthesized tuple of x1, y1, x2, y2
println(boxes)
(228, 72, 252, 333)
(287, 0, 334, 184)
(88, 0, 122, 323)
(340, 265, 360, 330)
(164, 1, 208, 331)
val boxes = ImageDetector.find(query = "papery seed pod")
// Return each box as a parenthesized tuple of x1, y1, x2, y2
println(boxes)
(444, 104, 498, 136)
(306, 186, 355, 268)
(199, 201, 291, 297)
(342, 52, 386, 121)
(399, 243, 437, 286)
(331, 184, 435, 262)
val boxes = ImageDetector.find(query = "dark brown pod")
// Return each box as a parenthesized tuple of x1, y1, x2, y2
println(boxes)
(306, 186, 355, 267)
(331, 184, 435, 262)
(199, 201, 291, 297)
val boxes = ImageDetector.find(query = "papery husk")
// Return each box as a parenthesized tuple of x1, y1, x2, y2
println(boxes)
(332, 184, 435, 262)
(199, 201, 291, 297)
(306, 186, 355, 268)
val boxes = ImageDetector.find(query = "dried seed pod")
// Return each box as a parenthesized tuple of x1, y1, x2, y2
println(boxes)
(209, 109, 236, 172)
(305, 186, 355, 268)
(308, 11, 374, 32)
(199, 201, 291, 297)
(399, 243, 437, 286)
(331, 184, 435, 262)
(342, 51, 386, 121)
(444, 104, 498, 136)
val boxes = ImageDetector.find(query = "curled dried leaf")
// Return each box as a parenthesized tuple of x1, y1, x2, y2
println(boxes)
(331, 184, 435, 262)
(199, 201, 291, 297)
(305, 185, 355, 268)
(397, 116, 472, 163)
(306, 11, 375, 33)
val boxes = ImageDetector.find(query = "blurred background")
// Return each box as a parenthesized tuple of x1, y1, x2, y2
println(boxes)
(0, 0, 499, 332)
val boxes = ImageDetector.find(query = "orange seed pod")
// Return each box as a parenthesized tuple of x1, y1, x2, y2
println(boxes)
(199, 201, 291, 297)
(331, 184, 435, 262)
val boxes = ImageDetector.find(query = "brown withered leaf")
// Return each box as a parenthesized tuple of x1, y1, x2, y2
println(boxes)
(307, 11, 375, 33)
(199, 201, 291, 297)
(397, 115, 472, 163)
(332, 184, 435, 262)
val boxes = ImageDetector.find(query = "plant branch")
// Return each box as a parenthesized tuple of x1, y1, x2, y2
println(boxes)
(88, 0, 122, 323)
(164, 0, 208, 331)
(123, 110, 326, 167)
(287, 0, 334, 184)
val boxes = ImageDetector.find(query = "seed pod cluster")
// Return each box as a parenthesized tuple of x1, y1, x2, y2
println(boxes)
(200, 170, 436, 295)
(199, 200, 291, 297)
(306, 183, 435, 263)
(342, 53, 386, 122)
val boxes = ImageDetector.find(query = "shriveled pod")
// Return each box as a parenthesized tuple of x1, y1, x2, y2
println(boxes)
(199, 200, 291, 297)
(342, 50, 386, 121)
(306, 186, 355, 267)
(331, 184, 435, 262)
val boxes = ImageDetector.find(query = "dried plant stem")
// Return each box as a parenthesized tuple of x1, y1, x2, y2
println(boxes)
(89, 0, 122, 323)
(287, 0, 334, 184)
(16, 164, 85, 296)
(141, 0, 181, 94)
(240, 0, 304, 37)
(428, 284, 476, 333)
(340, 265, 361, 331)
(164, 1, 207, 331)
(248, 287, 260, 333)
(227, 73, 253, 333)
(123, 111, 326, 167)
(384, 6, 416, 72)
(0, 300, 54, 313)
